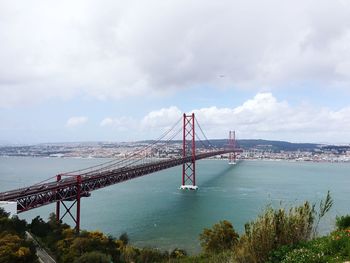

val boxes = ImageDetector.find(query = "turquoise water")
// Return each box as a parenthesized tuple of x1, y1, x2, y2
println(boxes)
(0, 157, 350, 253)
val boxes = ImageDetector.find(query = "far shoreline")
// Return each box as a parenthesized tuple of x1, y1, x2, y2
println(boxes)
(1, 155, 350, 163)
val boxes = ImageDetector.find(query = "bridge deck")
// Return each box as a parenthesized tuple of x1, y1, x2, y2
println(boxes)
(0, 149, 240, 212)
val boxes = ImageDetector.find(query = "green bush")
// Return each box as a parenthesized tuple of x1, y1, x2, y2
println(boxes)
(269, 231, 350, 263)
(269, 237, 332, 263)
(268, 244, 300, 263)
(281, 248, 322, 263)
(336, 215, 350, 230)
(120, 245, 140, 262)
(74, 251, 111, 263)
(166, 251, 234, 263)
(199, 220, 239, 254)
(29, 216, 51, 237)
(0, 208, 10, 219)
(170, 248, 187, 258)
(234, 192, 333, 263)
(327, 229, 350, 258)
(0, 215, 27, 237)
(234, 202, 315, 263)
(138, 248, 166, 263)
(0, 233, 38, 263)
(119, 232, 129, 245)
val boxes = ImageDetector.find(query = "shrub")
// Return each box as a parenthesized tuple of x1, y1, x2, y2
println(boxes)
(328, 229, 350, 258)
(74, 251, 111, 263)
(234, 192, 333, 263)
(29, 216, 51, 237)
(234, 202, 315, 263)
(170, 248, 187, 258)
(120, 245, 140, 262)
(268, 244, 300, 263)
(336, 215, 350, 230)
(119, 232, 129, 245)
(268, 230, 350, 263)
(280, 248, 322, 263)
(0, 208, 10, 219)
(138, 248, 166, 263)
(199, 220, 239, 254)
(268, 237, 334, 263)
(0, 215, 27, 237)
(167, 251, 234, 263)
(0, 233, 38, 263)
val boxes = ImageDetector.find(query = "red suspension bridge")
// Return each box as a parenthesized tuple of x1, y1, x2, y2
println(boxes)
(0, 113, 242, 232)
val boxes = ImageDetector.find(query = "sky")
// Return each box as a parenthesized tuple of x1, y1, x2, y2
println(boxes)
(0, 0, 350, 144)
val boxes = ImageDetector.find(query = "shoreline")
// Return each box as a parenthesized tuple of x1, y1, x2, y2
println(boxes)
(1, 155, 350, 163)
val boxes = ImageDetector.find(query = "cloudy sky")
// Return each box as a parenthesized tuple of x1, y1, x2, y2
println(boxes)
(0, 0, 350, 144)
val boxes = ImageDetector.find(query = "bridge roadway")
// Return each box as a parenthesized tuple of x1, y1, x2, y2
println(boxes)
(0, 149, 239, 213)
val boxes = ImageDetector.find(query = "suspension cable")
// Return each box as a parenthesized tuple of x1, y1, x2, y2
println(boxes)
(61, 117, 182, 176)
(77, 120, 183, 176)
(195, 117, 217, 149)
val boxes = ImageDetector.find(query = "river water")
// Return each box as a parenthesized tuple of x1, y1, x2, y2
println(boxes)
(0, 157, 349, 253)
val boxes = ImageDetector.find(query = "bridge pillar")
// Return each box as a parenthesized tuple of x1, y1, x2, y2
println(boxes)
(55, 175, 82, 234)
(76, 175, 81, 233)
(228, 131, 236, 164)
(180, 113, 198, 190)
(55, 174, 61, 222)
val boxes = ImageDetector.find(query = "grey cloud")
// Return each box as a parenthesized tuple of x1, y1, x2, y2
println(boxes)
(0, 0, 350, 107)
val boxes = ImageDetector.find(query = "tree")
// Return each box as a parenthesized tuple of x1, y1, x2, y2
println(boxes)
(199, 220, 239, 254)
(170, 248, 187, 258)
(119, 232, 129, 245)
(0, 213, 27, 237)
(121, 245, 139, 263)
(0, 208, 10, 219)
(56, 230, 121, 263)
(336, 215, 350, 230)
(74, 251, 111, 263)
(0, 233, 38, 263)
(29, 216, 50, 237)
(44, 213, 70, 250)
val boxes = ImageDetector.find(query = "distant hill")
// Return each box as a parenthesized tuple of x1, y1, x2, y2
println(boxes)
(202, 139, 320, 152)
(3, 139, 347, 155)
(139, 139, 322, 152)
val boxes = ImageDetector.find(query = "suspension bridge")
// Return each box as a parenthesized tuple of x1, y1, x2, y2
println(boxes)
(0, 113, 242, 231)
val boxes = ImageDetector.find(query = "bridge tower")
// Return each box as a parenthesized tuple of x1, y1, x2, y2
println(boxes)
(56, 174, 82, 233)
(228, 131, 236, 164)
(180, 113, 198, 190)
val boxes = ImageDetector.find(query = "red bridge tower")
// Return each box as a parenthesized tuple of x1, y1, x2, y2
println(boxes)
(228, 130, 236, 164)
(180, 113, 198, 190)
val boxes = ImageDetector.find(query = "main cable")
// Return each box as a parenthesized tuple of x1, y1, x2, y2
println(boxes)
(79, 121, 183, 175)
(61, 117, 182, 176)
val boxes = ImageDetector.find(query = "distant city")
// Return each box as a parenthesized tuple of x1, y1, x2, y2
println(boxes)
(1, 139, 349, 163)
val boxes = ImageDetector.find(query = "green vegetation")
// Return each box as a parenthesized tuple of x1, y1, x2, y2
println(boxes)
(199, 220, 239, 254)
(336, 215, 350, 230)
(268, 229, 350, 263)
(234, 191, 333, 263)
(73, 251, 111, 263)
(2, 191, 350, 262)
(0, 209, 38, 263)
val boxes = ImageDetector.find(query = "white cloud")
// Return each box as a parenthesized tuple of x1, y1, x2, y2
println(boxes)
(117, 93, 350, 143)
(100, 116, 136, 131)
(65, 116, 88, 128)
(1, 0, 350, 107)
(194, 94, 350, 142)
(141, 106, 182, 130)
(100, 118, 114, 127)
